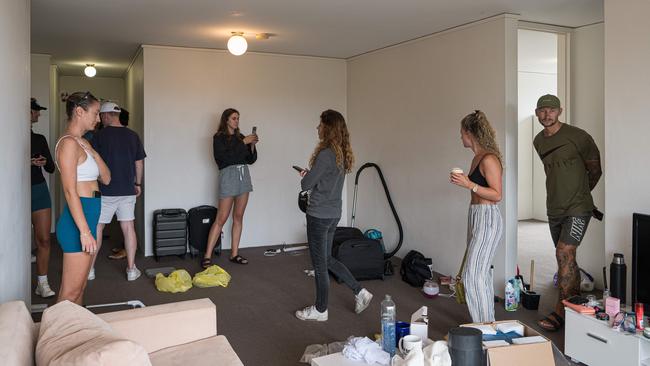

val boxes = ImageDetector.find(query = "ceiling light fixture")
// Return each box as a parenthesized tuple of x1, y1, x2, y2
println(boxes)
(84, 64, 97, 77)
(227, 32, 248, 56)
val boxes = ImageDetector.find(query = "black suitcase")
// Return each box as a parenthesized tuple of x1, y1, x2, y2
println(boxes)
(332, 238, 385, 281)
(153, 209, 188, 261)
(333, 227, 364, 248)
(188, 205, 220, 256)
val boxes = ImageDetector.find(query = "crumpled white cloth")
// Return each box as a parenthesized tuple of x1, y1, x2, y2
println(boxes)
(342, 337, 391, 365)
(392, 341, 451, 366)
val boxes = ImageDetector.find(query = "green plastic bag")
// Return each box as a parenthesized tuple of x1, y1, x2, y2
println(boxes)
(155, 269, 193, 293)
(192, 265, 231, 288)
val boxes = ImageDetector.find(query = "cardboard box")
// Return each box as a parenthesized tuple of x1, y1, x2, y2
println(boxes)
(461, 320, 554, 366)
(410, 306, 428, 340)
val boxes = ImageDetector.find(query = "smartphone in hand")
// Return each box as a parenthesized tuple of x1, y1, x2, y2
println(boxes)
(252, 126, 257, 135)
(293, 165, 305, 172)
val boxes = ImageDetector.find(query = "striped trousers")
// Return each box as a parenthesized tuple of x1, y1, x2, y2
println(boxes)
(463, 204, 503, 323)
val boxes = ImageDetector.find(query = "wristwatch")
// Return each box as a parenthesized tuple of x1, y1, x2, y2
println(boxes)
(135, 183, 142, 187)
(471, 184, 478, 193)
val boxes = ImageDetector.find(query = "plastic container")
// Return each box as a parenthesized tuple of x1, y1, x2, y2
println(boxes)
(381, 295, 396, 356)
(521, 290, 540, 310)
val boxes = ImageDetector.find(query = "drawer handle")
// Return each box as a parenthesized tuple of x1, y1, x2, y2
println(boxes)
(586, 332, 608, 344)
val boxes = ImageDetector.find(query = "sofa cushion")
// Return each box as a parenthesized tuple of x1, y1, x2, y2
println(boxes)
(0, 301, 35, 366)
(36, 300, 151, 366)
(98, 298, 217, 354)
(149, 335, 243, 366)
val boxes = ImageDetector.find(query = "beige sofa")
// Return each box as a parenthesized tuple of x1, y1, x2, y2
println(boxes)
(0, 298, 243, 366)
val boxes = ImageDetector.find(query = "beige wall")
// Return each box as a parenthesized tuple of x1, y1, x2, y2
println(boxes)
(346, 14, 519, 291)
(604, 0, 650, 303)
(0, 0, 31, 304)
(59, 75, 125, 106)
(125, 50, 145, 251)
(571, 22, 605, 288)
(141, 46, 347, 256)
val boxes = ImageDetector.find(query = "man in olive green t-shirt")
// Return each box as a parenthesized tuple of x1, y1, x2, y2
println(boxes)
(533, 94, 602, 332)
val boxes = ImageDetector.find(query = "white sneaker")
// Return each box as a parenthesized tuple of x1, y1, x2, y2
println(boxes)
(35, 281, 55, 298)
(87, 267, 95, 281)
(295, 306, 328, 321)
(355, 288, 373, 314)
(126, 266, 141, 281)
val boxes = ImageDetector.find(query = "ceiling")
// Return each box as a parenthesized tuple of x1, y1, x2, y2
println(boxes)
(31, 0, 603, 78)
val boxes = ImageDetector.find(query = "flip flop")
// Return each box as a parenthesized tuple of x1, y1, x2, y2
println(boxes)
(229, 255, 248, 265)
(108, 248, 126, 260)
(538, 311, 564, 332)
(201, 258, 212, 269)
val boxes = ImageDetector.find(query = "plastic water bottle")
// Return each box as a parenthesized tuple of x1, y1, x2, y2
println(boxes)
(505, 281, 517, 311)
(381, 295, 396, 357)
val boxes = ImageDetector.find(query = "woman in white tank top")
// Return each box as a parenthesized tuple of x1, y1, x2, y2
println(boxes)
(55, 91, 111, 305)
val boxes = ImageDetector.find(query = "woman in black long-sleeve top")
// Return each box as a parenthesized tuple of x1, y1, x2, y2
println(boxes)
(203, 108, 258, 268)
(30, 98, 56, 298)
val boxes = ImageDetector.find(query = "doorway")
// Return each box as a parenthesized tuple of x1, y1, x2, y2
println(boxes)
(517, 28, 568, 312)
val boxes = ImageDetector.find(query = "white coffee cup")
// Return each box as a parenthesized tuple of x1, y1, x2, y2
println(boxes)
(398, 334, 422, 354)
(450, 167, 464, 175)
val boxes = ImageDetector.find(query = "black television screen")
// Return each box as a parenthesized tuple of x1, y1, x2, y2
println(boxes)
(632, 213, 650, 312)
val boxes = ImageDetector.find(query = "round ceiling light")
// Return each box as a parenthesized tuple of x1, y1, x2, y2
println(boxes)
(227, 33, 247, 56)
(84, 64, 96, 77)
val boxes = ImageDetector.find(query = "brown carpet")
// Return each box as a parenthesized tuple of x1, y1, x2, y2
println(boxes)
(32, 232, 574, 365)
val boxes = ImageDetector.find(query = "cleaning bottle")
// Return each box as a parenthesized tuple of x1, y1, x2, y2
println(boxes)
(505, 281, 517, 311)
(381, 295, 396, 356)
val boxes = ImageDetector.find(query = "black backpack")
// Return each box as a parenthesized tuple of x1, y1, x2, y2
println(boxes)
(400, 250, 433, 287)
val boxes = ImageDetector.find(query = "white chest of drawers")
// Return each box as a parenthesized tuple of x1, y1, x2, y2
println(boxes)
(565, 307, 650, 366)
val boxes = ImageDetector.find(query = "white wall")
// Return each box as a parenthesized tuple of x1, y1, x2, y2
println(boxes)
(517, 30, 557, 221)
(0, 0, 31, 304)
(142, 46, 347, 256)
(31, 54, 55, 230)
(125, 50, 145, 251)
(346, 14, 519, 293)
(59, 76, 125, 106)
(571, 22, 605, 288)
(604, 0, 650, 303)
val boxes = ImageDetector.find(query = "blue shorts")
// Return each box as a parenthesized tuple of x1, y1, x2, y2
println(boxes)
(31, 182, 52, 212)
(56, 197, 101, 253)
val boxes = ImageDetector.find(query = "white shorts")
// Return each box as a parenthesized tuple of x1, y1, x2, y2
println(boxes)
(99, 195, 136, 224)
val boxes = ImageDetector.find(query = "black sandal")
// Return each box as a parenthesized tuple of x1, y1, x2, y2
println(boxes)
(229, 255, 248, 265)
(538, 311, 564, 332)
(201, 258, 212, 269)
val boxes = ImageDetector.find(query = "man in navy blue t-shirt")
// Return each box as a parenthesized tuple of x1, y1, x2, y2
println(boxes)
(90, 101, 146, 281)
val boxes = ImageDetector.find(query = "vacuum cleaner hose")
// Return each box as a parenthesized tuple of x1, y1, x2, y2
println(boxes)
(353, 163, 403, 259)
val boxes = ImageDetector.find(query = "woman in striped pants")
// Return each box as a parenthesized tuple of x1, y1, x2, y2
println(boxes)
(450, 110, 503, 322)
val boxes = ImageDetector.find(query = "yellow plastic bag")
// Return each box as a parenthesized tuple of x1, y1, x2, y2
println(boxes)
(192, 265, 231, 288)
(155, 269, 193, 293)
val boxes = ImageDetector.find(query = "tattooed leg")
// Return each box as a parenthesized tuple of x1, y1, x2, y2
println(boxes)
(555, 241, 580, 318)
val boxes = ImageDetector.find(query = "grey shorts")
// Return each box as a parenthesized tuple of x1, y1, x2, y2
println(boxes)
(219, 164, 253, 199)
(99, 195, 136, 224)
(548, 215, 591, 246)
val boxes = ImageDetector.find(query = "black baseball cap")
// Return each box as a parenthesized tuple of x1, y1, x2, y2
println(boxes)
(31, 98, 47, 111)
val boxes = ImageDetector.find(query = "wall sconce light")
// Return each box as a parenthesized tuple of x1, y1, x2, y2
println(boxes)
(227, 32, 248, 56)
(84, 64, 97, 77)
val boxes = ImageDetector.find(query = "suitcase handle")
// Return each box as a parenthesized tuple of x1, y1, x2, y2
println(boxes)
(161, 209, 184, 217)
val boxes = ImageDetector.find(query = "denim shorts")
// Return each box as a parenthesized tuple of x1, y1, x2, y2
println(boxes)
(218, 164, 253, 199)
(56, 197, 101, 253)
